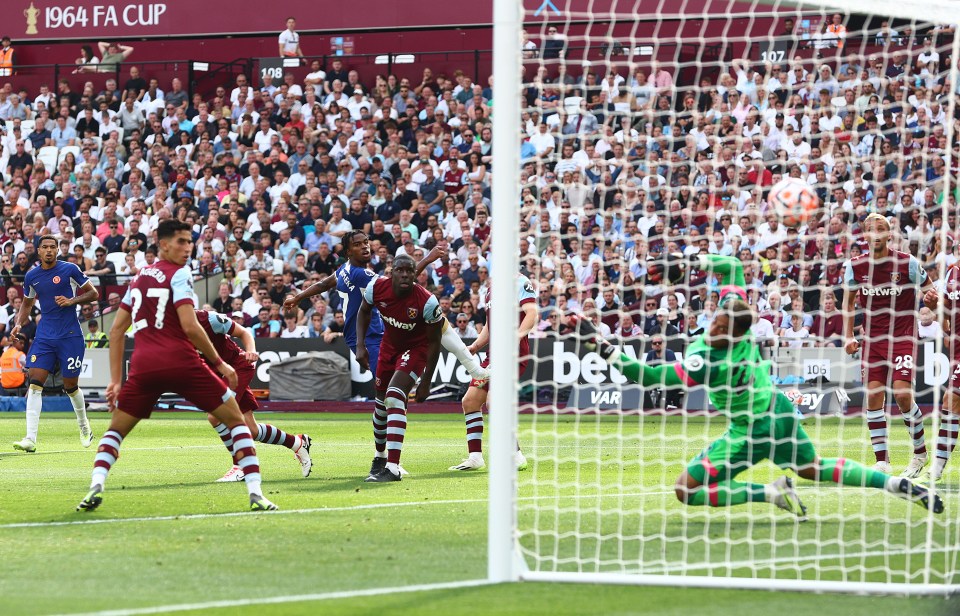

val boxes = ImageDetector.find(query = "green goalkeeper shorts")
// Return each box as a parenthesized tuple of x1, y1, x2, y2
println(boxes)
(687, 392, 816, 484)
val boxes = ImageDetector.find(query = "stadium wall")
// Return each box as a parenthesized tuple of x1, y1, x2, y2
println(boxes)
(4, 14, 791, 98)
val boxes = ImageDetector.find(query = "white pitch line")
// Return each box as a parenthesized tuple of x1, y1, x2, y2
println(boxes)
(49, 578, 493, 616)
(0, 444, 224, 456)
(0, 492, 665, 530)
(641, 546, 958, 574)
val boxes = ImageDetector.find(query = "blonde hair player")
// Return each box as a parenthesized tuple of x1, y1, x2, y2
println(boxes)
(843, 213, 932, 478)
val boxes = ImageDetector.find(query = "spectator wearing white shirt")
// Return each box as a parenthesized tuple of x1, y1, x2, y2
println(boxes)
(918, 307, 943, 339)
(756, 214, 787, 250)
(527, 121, 555, 157)
(346, 87, 372, 121)
(780, 312, 810, 348)
(278, 17, 304, 58)
(751, 311, 777, 346)
(229, 75, 254, 106)
(253, 118, 279, 153)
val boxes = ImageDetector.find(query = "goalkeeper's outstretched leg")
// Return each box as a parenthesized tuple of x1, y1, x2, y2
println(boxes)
(574, 310, 944, 518)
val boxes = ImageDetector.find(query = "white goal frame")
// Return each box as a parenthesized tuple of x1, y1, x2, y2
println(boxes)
(488, 0, 960, 595)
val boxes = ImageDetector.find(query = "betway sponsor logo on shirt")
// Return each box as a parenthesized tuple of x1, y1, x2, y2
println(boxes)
(860, 286, 903, 297)
(382, 314, 416, 330)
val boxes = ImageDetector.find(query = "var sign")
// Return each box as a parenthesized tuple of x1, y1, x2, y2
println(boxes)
(569, 385, 641, 411)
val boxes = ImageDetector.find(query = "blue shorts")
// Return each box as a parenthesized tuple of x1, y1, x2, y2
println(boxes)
(350, 334, 381, 376)
(27, 336, 85, 378)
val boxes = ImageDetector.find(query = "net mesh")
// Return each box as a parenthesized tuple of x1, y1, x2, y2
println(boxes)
(510, 0, 960, 589)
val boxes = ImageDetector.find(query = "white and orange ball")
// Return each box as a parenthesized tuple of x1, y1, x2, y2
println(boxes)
(769, 178, 818, 228)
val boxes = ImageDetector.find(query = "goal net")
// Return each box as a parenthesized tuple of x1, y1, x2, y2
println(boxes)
(488, 0, 960, 594)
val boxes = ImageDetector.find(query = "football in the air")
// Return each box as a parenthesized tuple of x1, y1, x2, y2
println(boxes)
(768, 178, 818, 228)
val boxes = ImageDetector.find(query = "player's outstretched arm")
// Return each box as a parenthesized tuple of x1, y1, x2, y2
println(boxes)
(355, 299, 373, 372)
(578, 317, 688, 389)
(176, 304, 238, 390)
(610, 350, 687, 388)
(694, 254, 745, 289)
(416, 244, 447, 277)
(283, 274, 337, 313)
(106, 307, 132, 409)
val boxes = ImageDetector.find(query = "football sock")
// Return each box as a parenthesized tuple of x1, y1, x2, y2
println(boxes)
(66, 387, 89, 427)
(91, 430, 123, 489)
(934, 410, 959, 475)
(25, 383, 42, 442)
(865, 408, 889, 463)
(902, 403, 927, 456)
(815, 457, 887, 489)
(465, 407, 484, 454)
(686, 481, 767, 506)
(230, 425, 262, 497)
(442, 324, 483, 375)
(373, 398, 388, 457)
(212, 421, 234, 455)
(256, 423, 299, 450)
(384, 386, 407, 465)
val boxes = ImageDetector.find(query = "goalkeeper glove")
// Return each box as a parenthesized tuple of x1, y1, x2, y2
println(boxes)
(572, 315, 619, 361)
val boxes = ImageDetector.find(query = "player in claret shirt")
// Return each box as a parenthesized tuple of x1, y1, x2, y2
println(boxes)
(77, 220, 277, 512)
(575, 254, 942, 519)
(843, 213, 932, 478)
(195, 309, 313, 482)
(356, 254, 443, 482)
(921, 267, 960, 484)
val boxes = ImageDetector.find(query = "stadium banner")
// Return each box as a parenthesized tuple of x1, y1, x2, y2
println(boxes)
(14, 0, 494, 40)
(115, 337, 946, 407)
(12, 0, 740, 41)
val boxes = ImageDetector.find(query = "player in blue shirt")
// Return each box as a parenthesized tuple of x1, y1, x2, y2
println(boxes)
(11, 235, 100, 452)
(284, 230, 384, 381)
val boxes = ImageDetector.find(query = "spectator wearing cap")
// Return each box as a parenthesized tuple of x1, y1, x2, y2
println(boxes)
(231, 310, 248, 328)
(347, 86, 372, 121)
(84, 319, 108, 349)
(453, 312, 478, 338)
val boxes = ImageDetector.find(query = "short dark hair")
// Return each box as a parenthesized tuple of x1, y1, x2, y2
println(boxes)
(393, 254, 416, 270)
(724, 299, 754, 338)
(157, 219, 191, 241)
(38, 234, 58, 248)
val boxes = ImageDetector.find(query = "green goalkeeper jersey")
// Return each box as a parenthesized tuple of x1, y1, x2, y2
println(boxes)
(616, 253, 780, 422)
(680, 254, 776, 422)
(675, 335, 777, 424)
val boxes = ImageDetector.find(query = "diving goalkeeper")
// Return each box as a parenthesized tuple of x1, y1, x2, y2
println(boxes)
(577, 254, 942, 519)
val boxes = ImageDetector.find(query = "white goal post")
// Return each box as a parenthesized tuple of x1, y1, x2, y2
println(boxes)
(489, 0, 960, 595)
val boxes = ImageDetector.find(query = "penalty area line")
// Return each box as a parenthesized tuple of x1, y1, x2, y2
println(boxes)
(0, 492, 665, 529)
(50, 578, 494, 616)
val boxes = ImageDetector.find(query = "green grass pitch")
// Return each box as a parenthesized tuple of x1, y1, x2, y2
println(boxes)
(0, 412, 957, 615)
